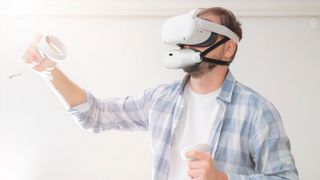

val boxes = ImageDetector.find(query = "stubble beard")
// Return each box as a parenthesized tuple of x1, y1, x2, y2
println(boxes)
(182, 62, 217, 78)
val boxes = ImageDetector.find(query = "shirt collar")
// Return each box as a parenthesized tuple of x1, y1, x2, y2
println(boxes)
(179, 70, 236, 103)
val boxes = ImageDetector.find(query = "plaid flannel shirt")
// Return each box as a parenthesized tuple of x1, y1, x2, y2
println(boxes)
(69, 71, 298, 180)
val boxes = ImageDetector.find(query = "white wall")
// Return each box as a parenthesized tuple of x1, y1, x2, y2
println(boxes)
(1, 0, 320, 179)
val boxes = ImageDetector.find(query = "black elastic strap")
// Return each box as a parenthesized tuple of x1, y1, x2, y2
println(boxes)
(199, 36, 231, 66)
(201, 36, 230, 56)
(202, 57, 231, 66)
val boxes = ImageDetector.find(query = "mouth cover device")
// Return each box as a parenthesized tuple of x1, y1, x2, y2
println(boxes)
(161, 8, 240, 69)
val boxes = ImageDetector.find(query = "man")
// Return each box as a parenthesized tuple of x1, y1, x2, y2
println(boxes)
(23, 7, 298, 180)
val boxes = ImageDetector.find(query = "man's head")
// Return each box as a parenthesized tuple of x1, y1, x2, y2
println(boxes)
(183, 7, 243, 77)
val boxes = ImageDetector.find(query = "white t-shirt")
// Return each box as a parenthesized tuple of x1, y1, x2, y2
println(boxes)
(168, 83, 220, 180)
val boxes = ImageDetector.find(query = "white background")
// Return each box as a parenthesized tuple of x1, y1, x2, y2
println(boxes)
(1, 0, 320, 179)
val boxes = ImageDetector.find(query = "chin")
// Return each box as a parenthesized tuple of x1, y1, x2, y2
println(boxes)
(183, 65, 200, 77)
(183, 62, 216, 78)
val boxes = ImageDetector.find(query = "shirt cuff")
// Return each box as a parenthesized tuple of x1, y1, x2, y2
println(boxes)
(68, 90, 93, 113)
(226, 173, 247, 180)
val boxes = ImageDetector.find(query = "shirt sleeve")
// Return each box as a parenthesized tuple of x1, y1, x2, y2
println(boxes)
(227, 100, 299, 180)
(68, 87, 157, 133)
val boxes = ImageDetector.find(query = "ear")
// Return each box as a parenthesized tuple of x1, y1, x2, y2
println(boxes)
(224, 41, 236, 60)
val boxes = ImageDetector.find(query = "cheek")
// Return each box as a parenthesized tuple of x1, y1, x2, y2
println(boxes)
(207, 46, 225, 58)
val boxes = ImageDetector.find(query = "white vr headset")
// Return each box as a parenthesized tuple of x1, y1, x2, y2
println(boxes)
(161, 8, 240, 69)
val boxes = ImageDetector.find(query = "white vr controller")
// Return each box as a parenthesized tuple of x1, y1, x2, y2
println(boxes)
(36, 35, 67, 70)
(180, 143, 211, 161)
(9, 35, 67, 79)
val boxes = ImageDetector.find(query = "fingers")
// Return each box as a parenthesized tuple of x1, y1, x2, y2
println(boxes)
(187, 152, 214, 170)
(23, 43, 43, 65)
(188, 169, 203, 178)
(186, 152, 220, 180)
(188, 159, 209, 169)
(22, 33, 57, 72)
(34, 33, 43, 43)
(23, 33, 44, 64)
(33, 57, 56, 72)
(186, 151, 211, 161)
(22, 43, 56, 72)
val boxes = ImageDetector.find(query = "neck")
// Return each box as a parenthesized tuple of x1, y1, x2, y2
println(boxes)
(189, 67, 228, 94)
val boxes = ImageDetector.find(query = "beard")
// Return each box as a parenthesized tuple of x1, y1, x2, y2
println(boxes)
(183, 62, 217, 78)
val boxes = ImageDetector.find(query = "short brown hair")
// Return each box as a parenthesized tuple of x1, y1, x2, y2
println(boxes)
(198, 7, 243, 60)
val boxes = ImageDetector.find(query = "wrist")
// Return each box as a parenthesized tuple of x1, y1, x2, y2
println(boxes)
(35, 64, 57, 81)
(50, 66, 59, 74)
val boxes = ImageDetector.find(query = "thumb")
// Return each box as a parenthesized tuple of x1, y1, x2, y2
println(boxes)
(34, 33, 44, 43)
(186, 151, 211, 161)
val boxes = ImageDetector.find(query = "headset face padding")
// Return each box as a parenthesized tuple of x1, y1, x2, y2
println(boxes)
(192, 32, 218, 47)
(177, 33, 218, 48)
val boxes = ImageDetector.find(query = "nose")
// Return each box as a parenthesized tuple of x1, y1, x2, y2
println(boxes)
(182, 45, 201, 52)
(181, 44, 192, 49)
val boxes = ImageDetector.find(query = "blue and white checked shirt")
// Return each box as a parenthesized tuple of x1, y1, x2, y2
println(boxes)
(69, 71, 298, 180)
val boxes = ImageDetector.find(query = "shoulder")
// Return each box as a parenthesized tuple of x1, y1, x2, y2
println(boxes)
(231, 80, 271, 109)
(140, 79, 182, 102)
(232, 81, 281, 125)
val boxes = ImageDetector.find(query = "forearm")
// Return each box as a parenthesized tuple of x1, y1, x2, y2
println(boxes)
(49, 67, 86, 107)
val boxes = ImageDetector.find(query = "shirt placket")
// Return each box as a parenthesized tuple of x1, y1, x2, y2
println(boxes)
(208, 100, 227, 157)
(164, 95, 185, 180)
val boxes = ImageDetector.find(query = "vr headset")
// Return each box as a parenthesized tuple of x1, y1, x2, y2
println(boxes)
(161, 8, 240, 69)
